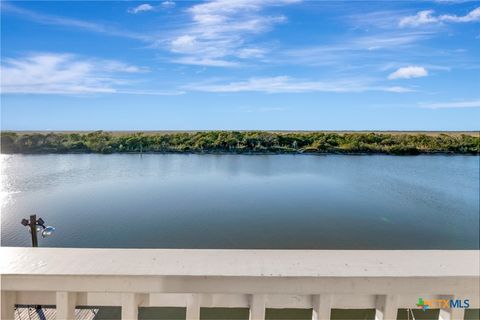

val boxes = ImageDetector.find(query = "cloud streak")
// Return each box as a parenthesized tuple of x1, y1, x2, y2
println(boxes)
(128, 4, 155, 14)
(187, 76, 412, 94)
(399, 7, 480, 27)
(280, 31, 432, 69)
(2, 2, 153, 42)
(3, 1, 299, 68)
(0, 53, 181, 95)
(388, 66, 428, 79)
(168, 0, 300, 66)
(161, 1, 176, 9)
(128, 2, 175, 14)
(419, 100, 480, 109)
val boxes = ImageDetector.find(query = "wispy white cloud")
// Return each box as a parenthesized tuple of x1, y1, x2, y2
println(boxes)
(238, 106, 286, 113)
(161, 1, 176, 9)
(419, 100, 480, 108)
(237, 48, 266, 58)
(399, 7, 480, 27)
(0, 53, 181, 95)
(441, 7, 480, 22)
(383, 86, 415, 93)
(115, 89, 184, 96)
(381, 62, 450, 72)
(279, 32, 431, 69)
(430, 0, 472, 3)
(172, 57, 239, 67)
(168, 0, 300, 66)
(298, 33, 428, 55)
(388, 66, 428, 79)
(128, 2, 175, 14)
(171, 35, 197, 52)
(128, 4, 155, 14)
(351, 32, 431, 50)
(399, 10, 439, 27)
(346, 9, 412, 30)
(186, 76, 412, 94)
(2, 2, 153, 42)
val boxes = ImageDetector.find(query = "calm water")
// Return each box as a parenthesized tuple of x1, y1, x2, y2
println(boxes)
(1, 154, 478, 249)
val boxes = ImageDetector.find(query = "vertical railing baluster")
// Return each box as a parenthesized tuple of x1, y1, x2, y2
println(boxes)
(312, 294, 332, 320)
(375, 295, 398, 320)
(186, 294, 201, 320)
(121, 293, 140, 320)
(56, 291, 77, 320)
(1, 291, 16, 320)
(250, 294, 266, 320)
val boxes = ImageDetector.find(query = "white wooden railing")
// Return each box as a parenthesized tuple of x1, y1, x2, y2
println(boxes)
(1, 248, 479, 320)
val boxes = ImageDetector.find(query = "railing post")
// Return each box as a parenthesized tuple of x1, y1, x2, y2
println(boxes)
(312, 294, 332, 320)
(249, 294, 266, 320)
(186, 294, 201, 320)
(121, 293, 140, 320)
(1, 291, 16, 320)
(439, 308, 464, 320)
(438, 295, 464, 320)
(375, 295, 398, 320)
(56, 291, 77, 320)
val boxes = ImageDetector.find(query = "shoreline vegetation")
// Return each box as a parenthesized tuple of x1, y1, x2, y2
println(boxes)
(1, 131, 479, 155)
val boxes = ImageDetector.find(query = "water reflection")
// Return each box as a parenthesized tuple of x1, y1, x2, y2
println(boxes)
(1, 154, 478, 249)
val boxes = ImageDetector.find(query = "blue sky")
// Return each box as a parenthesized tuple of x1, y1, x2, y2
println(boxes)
(1, 0, 479, 131)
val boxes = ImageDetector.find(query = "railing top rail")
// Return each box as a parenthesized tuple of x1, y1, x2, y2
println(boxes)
(1, 247, 479, 278)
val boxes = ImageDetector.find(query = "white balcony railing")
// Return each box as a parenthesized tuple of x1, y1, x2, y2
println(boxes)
(1, 248, 479, 320)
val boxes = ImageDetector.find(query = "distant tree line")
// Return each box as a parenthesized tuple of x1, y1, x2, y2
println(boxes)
(1, 131, 479, 155)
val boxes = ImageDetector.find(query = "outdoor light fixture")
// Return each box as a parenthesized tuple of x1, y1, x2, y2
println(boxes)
(42, 226, 56, 238)
(20, 214, 55, 247)
(19, 214, 55, 311)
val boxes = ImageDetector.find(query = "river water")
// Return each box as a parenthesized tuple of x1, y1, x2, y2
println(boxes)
(1, 154, 478, 249)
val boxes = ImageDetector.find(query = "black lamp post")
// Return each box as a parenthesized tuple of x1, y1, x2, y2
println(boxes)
(20, 214, 55, 312)
(21, 214, 55, 247)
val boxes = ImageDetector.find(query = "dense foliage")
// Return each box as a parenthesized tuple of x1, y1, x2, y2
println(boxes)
(1, 131, 479, 155)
